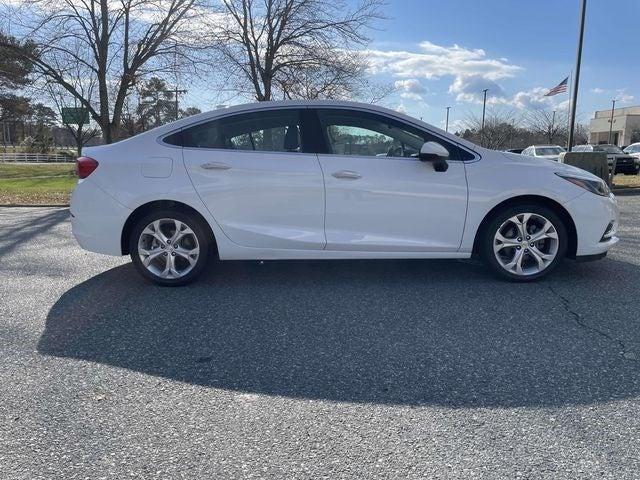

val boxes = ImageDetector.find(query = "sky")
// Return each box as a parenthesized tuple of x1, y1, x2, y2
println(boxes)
(356, 0, 640, 130)
(189, 0, 639, 131)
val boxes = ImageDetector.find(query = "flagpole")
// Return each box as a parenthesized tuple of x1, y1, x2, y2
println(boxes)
(567, 0, 587, 152)
(566, 70, 573, 148)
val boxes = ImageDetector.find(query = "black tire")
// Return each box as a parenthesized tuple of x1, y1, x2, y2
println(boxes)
(479, 203, 568, 282)
(129, 209, 212, 286)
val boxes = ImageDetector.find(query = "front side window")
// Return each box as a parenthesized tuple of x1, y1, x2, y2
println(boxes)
(316, 109, 471, 160)
(180, 109, 303, 153)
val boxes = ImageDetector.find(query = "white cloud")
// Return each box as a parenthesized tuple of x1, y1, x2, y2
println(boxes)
(617, 92, 635, 104)
(394, 79, 427, 101)
(589, 87, 634, 104)
(364, 41, 522, 81)
(364, 40, 522, 109)
(395, 103, 408, 114)
(448, 75, 506, 104)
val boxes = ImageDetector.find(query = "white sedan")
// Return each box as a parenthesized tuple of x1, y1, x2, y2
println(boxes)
(521, 145, 566, 162)
(70, 100, 619, 285)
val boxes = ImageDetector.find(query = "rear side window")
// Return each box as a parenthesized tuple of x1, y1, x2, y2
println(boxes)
(180, 109, 303, 153)
(163, 131, 183, 146)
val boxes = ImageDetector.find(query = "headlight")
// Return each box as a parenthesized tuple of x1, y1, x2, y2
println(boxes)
(555, 173, 610, 196)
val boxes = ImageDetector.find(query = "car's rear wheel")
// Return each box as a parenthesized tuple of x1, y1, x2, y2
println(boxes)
(480, 204, 568, 282)
(129, 209, 211, 286)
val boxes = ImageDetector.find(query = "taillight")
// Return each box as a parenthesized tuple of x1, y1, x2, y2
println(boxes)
(76, 156, 99, 179)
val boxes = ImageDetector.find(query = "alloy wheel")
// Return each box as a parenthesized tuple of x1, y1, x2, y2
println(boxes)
(137, 218, 200, 279)
(493, 212, 559, 276)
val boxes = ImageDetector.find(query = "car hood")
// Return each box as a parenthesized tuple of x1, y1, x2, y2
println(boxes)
(500, 151, 601, 181)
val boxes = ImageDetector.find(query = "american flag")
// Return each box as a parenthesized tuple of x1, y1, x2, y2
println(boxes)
(544, 77, 569, 96)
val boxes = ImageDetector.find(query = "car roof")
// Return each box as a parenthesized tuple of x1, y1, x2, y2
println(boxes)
(145, 99, 481, 152)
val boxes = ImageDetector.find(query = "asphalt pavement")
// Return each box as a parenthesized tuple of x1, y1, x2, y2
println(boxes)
(1, 197, 640, 479)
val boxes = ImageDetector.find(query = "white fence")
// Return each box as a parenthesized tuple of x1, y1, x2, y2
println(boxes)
(0, 152, 73, 163)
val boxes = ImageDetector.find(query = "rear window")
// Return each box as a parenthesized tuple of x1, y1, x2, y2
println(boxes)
(594, 145, 623, 154)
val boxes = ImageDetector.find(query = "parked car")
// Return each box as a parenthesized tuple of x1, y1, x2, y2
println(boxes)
(504, 148, 524, 154)
(521, 145, 566, 162)
(623, 142, 640, 161)
(573, 144, 639, 175)
(71, 100, 619, 285)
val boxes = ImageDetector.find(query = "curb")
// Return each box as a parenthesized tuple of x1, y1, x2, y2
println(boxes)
(0, 204, 69, 208)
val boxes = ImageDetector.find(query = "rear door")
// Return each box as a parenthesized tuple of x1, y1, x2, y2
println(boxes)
(181, 108, 326, 250)
(312, 108, 469, 252)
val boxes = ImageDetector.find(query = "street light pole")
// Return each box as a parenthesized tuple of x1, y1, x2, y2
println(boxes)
(445, 106, 451, 133)
(567, 0, 587, 151)
(481, 89, 489, 146)
(481, 89, 489, 131)
(608, 99, 617, 144)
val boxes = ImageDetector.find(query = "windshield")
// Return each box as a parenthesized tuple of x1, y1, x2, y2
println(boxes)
(594, 145, 624, 154)
(624, 144, 640, 153)
(535, 147, 564, 156)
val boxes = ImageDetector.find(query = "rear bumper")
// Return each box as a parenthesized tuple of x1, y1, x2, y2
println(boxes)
(564, 192, 620, 257)
(70, 179, 131, 256)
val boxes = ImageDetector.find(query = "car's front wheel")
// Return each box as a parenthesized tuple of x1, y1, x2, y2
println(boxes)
(480, 204, 568, 282)
(129, 209, 211, 286)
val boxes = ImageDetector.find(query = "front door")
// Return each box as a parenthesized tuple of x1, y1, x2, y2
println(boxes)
(313, 108, 469, 252)
(182, 108, 326, 250)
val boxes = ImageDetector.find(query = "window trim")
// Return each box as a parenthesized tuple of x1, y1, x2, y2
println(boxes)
(158, 105, 481, 162)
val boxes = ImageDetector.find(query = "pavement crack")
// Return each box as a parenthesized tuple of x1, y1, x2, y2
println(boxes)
(545, 283, 637, 362)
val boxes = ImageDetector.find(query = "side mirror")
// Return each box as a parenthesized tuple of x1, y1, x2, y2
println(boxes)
(418, 141, 449, 172)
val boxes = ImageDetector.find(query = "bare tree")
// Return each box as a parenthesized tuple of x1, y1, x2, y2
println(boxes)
(211, 0, 385, 102)
(461, 108, 520, 150)
(526, 109, 567, 145)
(1, 0, 210, 143)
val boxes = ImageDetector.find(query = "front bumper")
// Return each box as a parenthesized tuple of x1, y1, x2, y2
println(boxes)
(70, 179, 131, 256)
(563, 191, 620, 256)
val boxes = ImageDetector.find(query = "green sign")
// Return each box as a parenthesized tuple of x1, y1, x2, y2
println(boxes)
(61, 107, 90, 125)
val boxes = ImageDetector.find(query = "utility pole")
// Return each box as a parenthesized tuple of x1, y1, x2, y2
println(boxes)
(445, 106, 451, 133)
(173, 86, 188, 120)
(550, 110, 556, 144)
(481, 89, 489, 146)
(608, 99, 617, 144)
(568, 0, 587, 151)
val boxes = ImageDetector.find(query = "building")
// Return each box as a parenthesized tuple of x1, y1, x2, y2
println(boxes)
(588, 105, 640, 147)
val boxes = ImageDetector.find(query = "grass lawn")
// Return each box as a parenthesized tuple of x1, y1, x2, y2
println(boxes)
(613, 174, 640, 189)
(0, 163, 77, 205)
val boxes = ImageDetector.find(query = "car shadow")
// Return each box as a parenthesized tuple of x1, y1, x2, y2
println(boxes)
(0, 208, 69, 259)
(38, 257, 640, 408)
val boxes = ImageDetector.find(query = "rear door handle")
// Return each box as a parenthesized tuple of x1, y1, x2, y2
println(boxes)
(332, 170, 362, 180)
(201, 162, 231, 170)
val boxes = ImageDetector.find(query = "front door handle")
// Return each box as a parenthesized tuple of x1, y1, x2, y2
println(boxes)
(201, 162, 231, 170)
(332, 170, 362, 180)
